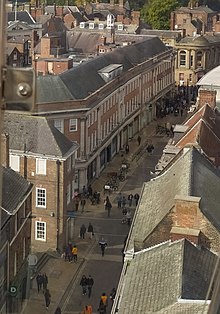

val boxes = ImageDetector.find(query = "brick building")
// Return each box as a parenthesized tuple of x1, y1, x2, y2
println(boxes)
(0, 165, 33, 314)
(34, 37, 175, 190)
(3, 112, 78, 253)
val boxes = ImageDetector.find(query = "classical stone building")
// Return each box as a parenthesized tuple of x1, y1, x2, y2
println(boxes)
(34, 37, 175, 190)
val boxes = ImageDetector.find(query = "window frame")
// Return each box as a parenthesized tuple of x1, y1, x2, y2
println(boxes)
(69, 118, 77, 132)
(54, 119, 64, 133)
(36, 187, 46, 208)
(35, 221, 46, 241)
(9, 154, 20, 172)
(179, 50, 186, 67)
(36, 158, 46, 175)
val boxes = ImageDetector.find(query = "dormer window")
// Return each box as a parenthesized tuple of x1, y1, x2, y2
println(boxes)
(80, 22, 85, 28)
(99, 24, 104, 30)
(118, 24, 123, 31)
(89, 23, 94, 29)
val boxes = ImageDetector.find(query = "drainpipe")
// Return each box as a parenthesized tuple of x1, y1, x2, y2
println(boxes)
(56, 160, 61, 252)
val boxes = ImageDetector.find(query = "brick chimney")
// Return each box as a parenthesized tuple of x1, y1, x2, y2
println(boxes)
(40, 36, 52, 58)
(171, 195, 202, 245)
(198, 89, 217, 110)
(1, 133, 9, 168)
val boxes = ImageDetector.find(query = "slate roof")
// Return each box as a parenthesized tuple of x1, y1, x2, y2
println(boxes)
(127, 147, 220, 251)
(1, 166, 33, 216)
(174, 6, 214, 14)
(3, 112, 78, 158)
(8, 11, 36, 25)
(119, 239, 215, 313)
(36, 76, 74, 103)
(59, 37, 168, 100)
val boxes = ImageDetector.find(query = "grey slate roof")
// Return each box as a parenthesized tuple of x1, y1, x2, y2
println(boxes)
(3, 112, 78, 158)
(8, 11, 35, 25)
(127, 147, 220, 251)
(118, 239, 215, 313)
(36, 76, 74, 103)
(59, 37, 168, 100)
(2, 166, 33, 217)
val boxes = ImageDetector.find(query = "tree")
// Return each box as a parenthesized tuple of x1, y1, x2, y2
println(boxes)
(141, 0, 180, 29)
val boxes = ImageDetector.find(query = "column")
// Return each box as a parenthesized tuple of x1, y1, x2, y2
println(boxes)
(80, 117, 86, 159)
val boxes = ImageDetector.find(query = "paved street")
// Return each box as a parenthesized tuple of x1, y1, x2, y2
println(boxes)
(61, 125, 175, 314)
(22, 114, 186, 314)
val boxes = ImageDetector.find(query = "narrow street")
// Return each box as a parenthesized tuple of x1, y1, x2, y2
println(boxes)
(61, 121, 176, 314)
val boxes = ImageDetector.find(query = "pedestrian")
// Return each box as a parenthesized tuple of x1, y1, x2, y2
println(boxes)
(98, 300, 106, 314)
(42, 273, 48, 292)
(88, 184, 93, 197)
(87, 275, 94, 298)
(82, 185, 87, 197)
(122, 196, 126, 209)
(54, 307, 61, 314)
(81, 305, 92, 314)
(125, 144, 129, 154)
(87, 223, 94, 239)
(99, 238, 107, 256)
(36, 272, 43, 293)
(128, 194, 133, 207)
(44, 288, 51, 310)
(105, 198, 112, 217)
(80, 224, 87, 239)
(81, 198, 86, 212)
(65, 243, 72, 262)
(100, 293, 108, 311)
(134, 193, 140, 206)
(126, 209, 132, 226)
(74, 195, 80, 211)
(80, 275, 87, 295)
(72, 245, 78, 262)
(116, 192, 123, 208)
(137, 135, 141, 146)
(110, 288, 116, 305)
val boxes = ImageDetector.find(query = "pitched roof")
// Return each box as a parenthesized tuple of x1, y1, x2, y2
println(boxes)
(8, 11, 36, 25)
(59, 37, 168, 99)
(3, 112, 78, 158)
(127, 147, 220, 251)
(2, 166, 33, 216)
(119, 239, 215, 313)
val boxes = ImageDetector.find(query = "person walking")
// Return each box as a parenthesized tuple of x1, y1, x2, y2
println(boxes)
(65, 243, 72, 262)
(134, 193, 140, 206)
(80, 224, 87, 239)
(125, 144, 129, 154)
(105, 197, 112, 217)
(44, 288, 51, 310)
(137, 135, 141, 146)
(98, 300, 106, 314)
(80, 275, 87, 295)
(87, 223, 94, 240)
(87, 275, 94, 298)
(122, 196, 126, 209)
(81, 305, 92, 314)
(126, 209, 132, 226)
(74, 195, 80, 211)
(99, 238, 107, 256)
(110, 288, 116, 305)
(116, 192, 123, 209)
(81, 198, 86, 212)
(36, 272, 43, 293)
(72, 245, 78, 262)
(42, 273, 48, 292)
(100, 293, 108, 312)
(128, 194, 133, 207)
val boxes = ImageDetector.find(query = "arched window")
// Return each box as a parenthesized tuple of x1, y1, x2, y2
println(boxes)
(179, 50, 186, 66)
(196, 51, 203, 67)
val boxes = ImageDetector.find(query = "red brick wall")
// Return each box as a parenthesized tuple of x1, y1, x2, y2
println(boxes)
(173, 196, 201, 229)
(198, 89, 217, 110)
(170, 232, 199, 245)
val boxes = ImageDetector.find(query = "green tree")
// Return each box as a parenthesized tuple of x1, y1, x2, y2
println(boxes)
(141, 0, 180, 29)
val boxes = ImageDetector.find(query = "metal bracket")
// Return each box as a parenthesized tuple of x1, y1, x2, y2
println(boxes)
(3, 66, 35, 111)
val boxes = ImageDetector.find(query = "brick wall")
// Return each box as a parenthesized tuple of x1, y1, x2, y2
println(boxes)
(198, 89, 217, 110)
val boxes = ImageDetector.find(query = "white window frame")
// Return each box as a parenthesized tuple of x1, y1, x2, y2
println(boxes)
(10, 155, 20, 172)
(35, 221, 46, 241)
(69, 118, 77, 132)
(36, 188, 46, 208)
(36, 158, 46, 175)
(54, 119, 64, 133)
